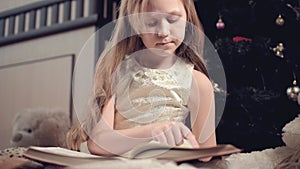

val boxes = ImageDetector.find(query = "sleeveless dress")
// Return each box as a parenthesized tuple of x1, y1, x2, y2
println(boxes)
(113, 55, 194, 130)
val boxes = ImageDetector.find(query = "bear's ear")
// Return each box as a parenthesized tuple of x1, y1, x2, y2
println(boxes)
(13, 112, 22, 124)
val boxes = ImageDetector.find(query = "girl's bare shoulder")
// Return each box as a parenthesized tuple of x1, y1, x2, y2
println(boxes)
(192, 70, 213, 92)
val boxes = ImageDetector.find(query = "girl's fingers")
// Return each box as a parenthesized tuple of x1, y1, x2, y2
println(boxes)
(156, 133, 168, 145)
(152, 127, 167, 144)
(178, 123, 199, 148)
(165, 128, 176, 146)
(172, 124, 184, 146)
(151, 122, 198, 147)
(185, 132, 199, 148)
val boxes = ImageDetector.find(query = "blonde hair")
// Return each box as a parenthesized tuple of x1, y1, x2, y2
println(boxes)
(67, 0, 208, 151)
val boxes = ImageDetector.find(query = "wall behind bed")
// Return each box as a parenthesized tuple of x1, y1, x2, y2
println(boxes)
(0, 0, 101, 149)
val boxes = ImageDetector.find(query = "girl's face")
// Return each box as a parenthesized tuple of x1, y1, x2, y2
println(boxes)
(139, 0, 187, 55)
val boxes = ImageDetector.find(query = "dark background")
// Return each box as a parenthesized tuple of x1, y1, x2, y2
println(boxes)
(194, 0, 300, 151)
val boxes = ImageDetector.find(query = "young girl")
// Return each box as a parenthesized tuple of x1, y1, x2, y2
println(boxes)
(68, 0, 216, 160)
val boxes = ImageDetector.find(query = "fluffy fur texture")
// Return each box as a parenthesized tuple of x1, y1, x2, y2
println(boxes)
(282, 115, 300, 149)
(10, 108, 70, 148)
(213, 114, 300, 169)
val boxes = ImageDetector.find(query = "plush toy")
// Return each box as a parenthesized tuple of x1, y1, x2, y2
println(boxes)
(10, 108, 71, 148)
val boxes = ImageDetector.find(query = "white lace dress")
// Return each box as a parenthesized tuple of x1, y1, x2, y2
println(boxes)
(113, 55, 194, 130)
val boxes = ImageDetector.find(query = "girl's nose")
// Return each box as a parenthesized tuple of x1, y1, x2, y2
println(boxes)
(157, 20, 170, 37)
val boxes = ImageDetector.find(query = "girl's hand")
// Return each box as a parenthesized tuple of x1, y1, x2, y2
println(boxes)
(150, 122, 199, 148)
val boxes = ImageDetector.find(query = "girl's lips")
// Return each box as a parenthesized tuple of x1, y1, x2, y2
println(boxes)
(156, 41, 174, 46)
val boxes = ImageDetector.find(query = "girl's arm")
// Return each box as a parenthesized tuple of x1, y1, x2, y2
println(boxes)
(87, 95, 150, 156)
(87, 96, 199, 156)
(188, 70, 217, 149)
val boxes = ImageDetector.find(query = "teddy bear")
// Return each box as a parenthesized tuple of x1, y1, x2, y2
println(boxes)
(10, 108, 71, 148)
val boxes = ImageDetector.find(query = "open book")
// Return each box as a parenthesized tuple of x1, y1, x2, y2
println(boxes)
(128, 143, 241, 162)
(23, 143, 242, 166)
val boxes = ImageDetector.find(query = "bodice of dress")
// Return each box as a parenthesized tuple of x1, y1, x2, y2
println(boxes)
(113, 55, 194, 130)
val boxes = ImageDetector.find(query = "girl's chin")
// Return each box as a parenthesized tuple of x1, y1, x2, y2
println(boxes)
(150, 49, 176, 56)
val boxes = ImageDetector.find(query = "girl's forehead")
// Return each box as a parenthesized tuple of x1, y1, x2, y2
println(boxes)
(144, 0, 186, 15)
(143, 12, 182, 19)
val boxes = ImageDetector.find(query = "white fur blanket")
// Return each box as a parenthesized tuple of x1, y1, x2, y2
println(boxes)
(67, 146, 294, 169)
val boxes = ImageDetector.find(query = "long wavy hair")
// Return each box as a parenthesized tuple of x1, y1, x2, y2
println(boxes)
(67, 0, 208, 151)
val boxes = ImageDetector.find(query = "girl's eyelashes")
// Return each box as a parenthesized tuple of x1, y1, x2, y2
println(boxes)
(167, 16, 180, 23)
(146, 20, 158, 27)
(145, 16, 180, 27)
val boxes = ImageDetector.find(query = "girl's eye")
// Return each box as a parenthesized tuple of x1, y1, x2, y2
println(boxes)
(146, 20, 157, 27)
(167, 17, 179, 23)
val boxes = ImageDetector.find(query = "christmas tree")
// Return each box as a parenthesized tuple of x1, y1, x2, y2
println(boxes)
(195, 0, 300, 151)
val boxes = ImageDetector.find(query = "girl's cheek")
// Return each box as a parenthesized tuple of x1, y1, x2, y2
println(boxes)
(170, 21, 186, 40)
(139, 21, 157, 34)
(171, 28, 185, 41)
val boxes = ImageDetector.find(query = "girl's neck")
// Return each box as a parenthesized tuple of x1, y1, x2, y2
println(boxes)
(135, 49, 177, 69)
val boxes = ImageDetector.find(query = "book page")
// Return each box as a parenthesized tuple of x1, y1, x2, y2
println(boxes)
(128, 141, 242, 161)
(29, 146, 101, 158)
(127, 140, 193, 159)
